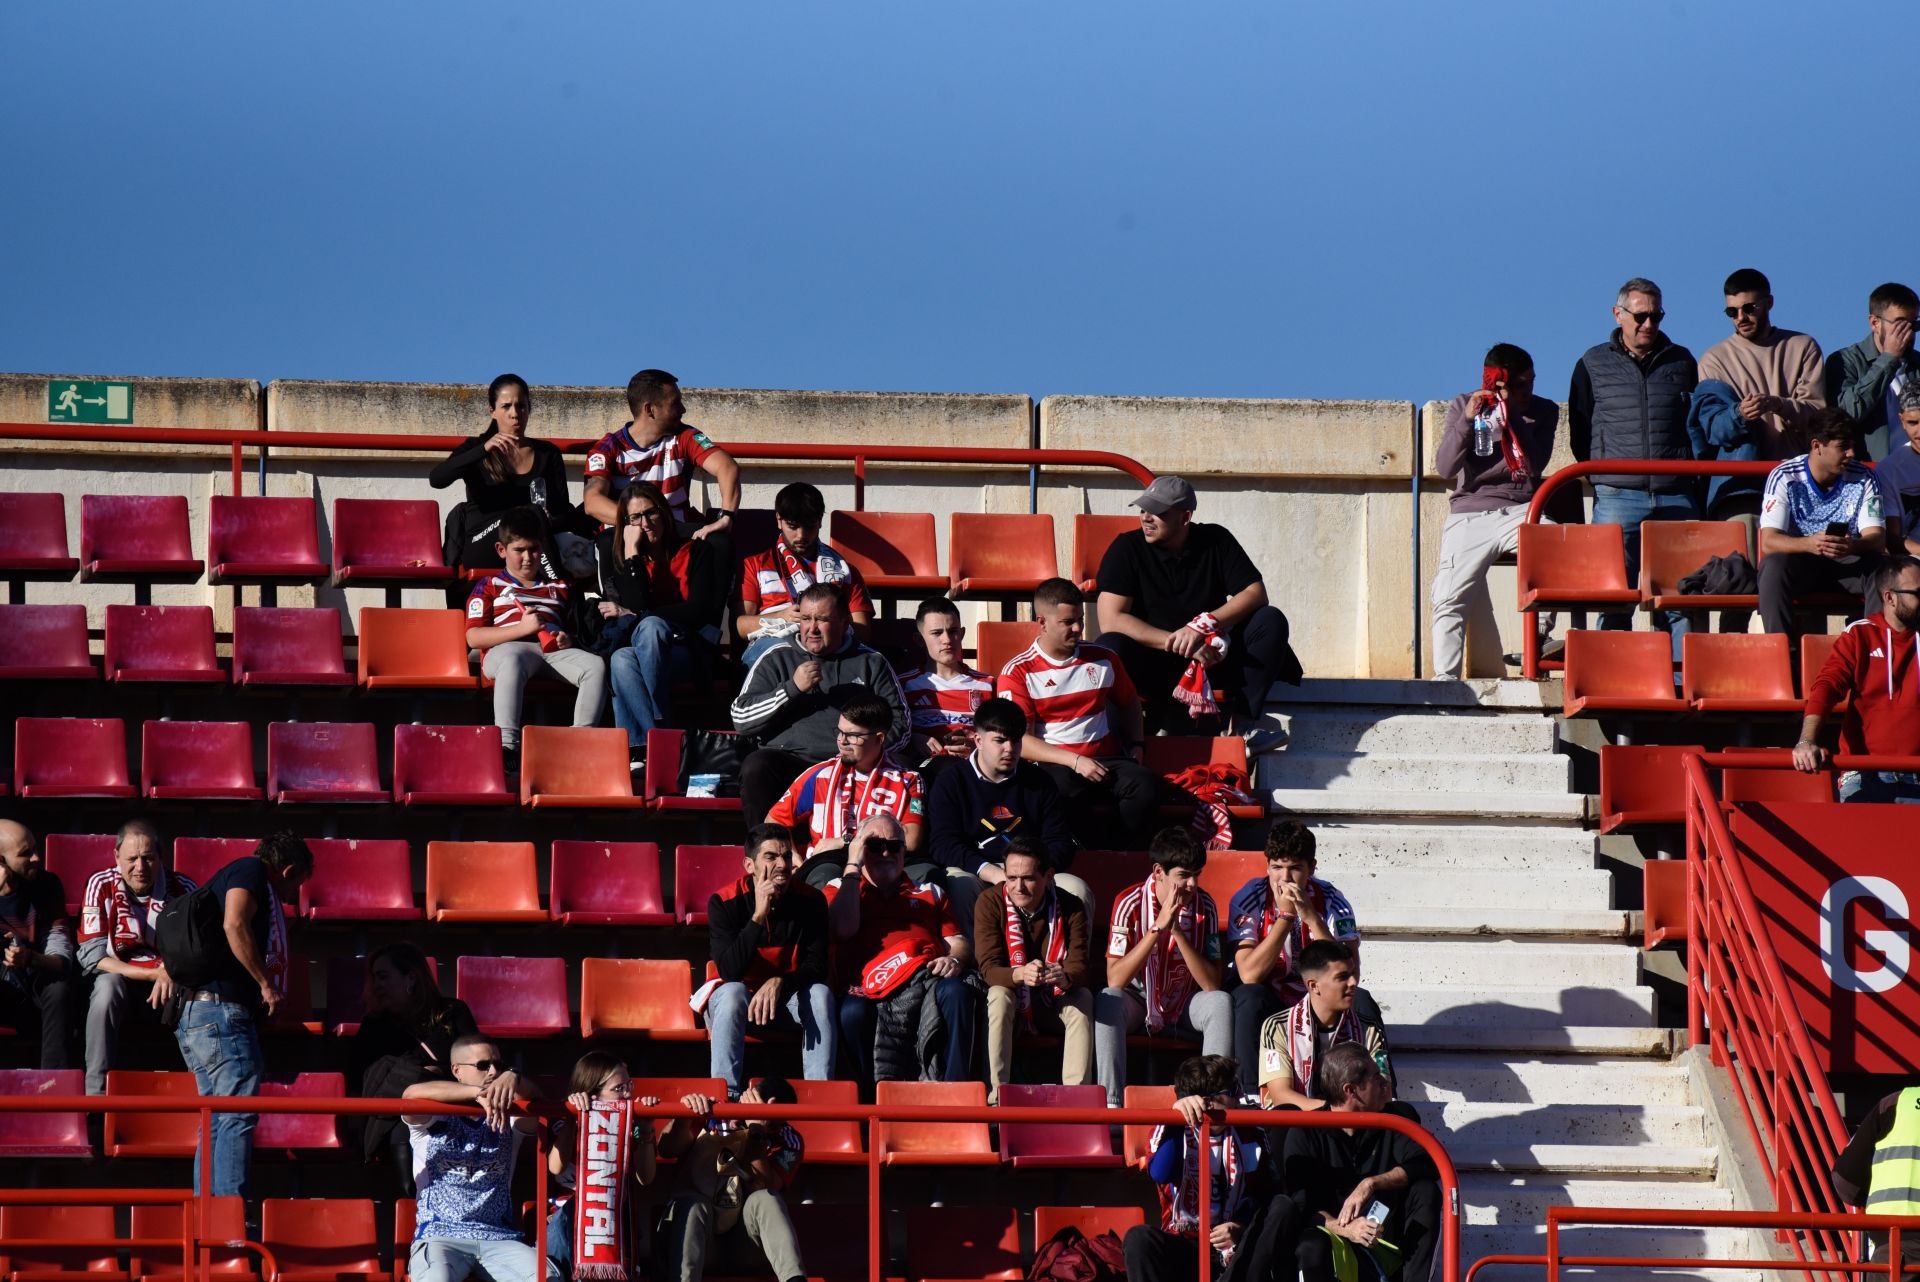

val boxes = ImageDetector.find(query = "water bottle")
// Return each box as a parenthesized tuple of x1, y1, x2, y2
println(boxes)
(1473, 414, 1495, 458)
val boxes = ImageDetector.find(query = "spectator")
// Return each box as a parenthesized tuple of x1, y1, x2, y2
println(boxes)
(772, 693, 926, 875)
(595, 480, 729, 762)
(401, 1034, 554, 1282)
(1257, 940, 1394, 1112)
(1429, 344, 1561, 678)
(997, 577, 1158, 849)
(1094, 476, 1303, 750)
(898, 597, 993, 781)
(1226, 821, 1360, 1098)
(169, 831, 313, 1198)
(1096, 827, 1230, 1108)
(1569, 276, 1700, 640)
(973, 837, 1095, 1101)
(1826, 283, 1920, 462)
(0, 820, 75, 1071)
(1123, 1054, 1264, 1282)
(925, 697, 1094, 926)
(730, 583, 910, 825)
(700, 824, 836, 1096)
(1876, 383, 1920, 551)
(348, 942, 481, 1195)
(432, 373, 580, 584)
(1757, 409, 1887, 639)
(657, 1078, 808, 1282)
(1700, 269, 1829, 463)
(78, 819, 190, 1094)
(1794, 556, 1920, 802)
(735, 482, 874, 668)
(826, 815, 978, 1089)
(545, 1052, 660, 1281)
(583, 369, 741, 539)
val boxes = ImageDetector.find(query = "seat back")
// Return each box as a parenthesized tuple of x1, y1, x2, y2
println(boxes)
(105, 605, 219, 680)
(209, 496, 322, 574)
(43, 836, 116, 916)
(301, 839, 417, 920)
(1800, 633, 1841, 696)
(1682, 633, 1795, 703)
(997, 1083, 1113, 1163)
(82, 493, 196, 569)
(973, 621, 1039, 679)
(830, 510, 941, 579)
(674, 845, 746, 924)
(579, 958, 695, 1037)
(1122, 1085, 1175, 1166)
(1516, 523, 1631, 594)
(323, 954, 440, 1037)
(331, 499, 445, 574)
(1195, 850, 1264, 920)
(129, 1198, 251, 1280)
(0, 492, 73, 567)
(233, 607, 348, 684)
(259, 1199, 383, 1279)
(425, 841, 540, 918)
(15, 718, 131, 795)
(1722, 766, 1835, 805)
(785, 1203, 870, 1280)
(1033, 1205, 1147, 1245)
(255, 1073, 346, 1149)
(1142, 735, 1248, 776)
(141, 721, 257, 797)
(520, 725, 637, 804)
(455, 956, 570, 1038)
(875, 1080, 992, 1160)
(1072, 851, 1153, 924)
(356, 608, 473, 686)
(903, 1205, 1022, 1282)
(0, 604, 93, 676)
(392, 724, 508, 802)
(0, 1069, 89, 1157)
(549, 841, 666, 922)
(787, 1079, 864, 1162)
(103, 1070, 199, 1157)
(0, 1203, 121, 1277)
(1640, 520, 1748, 596)
(172, 838, 261, 886)
(949, 513, 1058, 591)
(268, 722, 382, 801)
(1070, 514, 1138, 589)
(1596, 744, 1706, 831)
(1563, 630, 1678, 705)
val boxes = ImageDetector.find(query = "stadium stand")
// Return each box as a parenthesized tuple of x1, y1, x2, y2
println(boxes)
(206, 496, 327, 587)
(80, 494, 202, 583)
(0, 604, 95, 679)
(231, 607, 353, 687)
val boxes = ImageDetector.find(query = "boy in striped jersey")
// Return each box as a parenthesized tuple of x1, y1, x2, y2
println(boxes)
(898, 597, 992, 782)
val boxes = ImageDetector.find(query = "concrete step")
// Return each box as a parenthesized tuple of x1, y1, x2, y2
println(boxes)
(1280, 677, 1558, 710)
(1277, 708, 1559, 755)
(1268, 786, 1587, 822)
(1363, 939, 1641, 990)
(1365, 907, 1637, 938)
(1447, 1138, 1718, 1176)
(1458, 1172, 1735, 1220)
(1308, 823, 1598, 870)
(1376, 985, 1656, 1029)
(1260, 750, 1571, 795)
(1392, 1025, 1681, 1056)
(1324, 867, 1613, 909)
(1465, 1225, 1760, 1282)
(1396, 1055, 1692, 1106)
(1419, 1101, 1707, 1147)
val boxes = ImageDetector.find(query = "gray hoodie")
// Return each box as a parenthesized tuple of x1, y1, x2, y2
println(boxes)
(728, 633, 910, 759)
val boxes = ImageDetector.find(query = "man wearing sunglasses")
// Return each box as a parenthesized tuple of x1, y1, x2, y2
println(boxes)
(1570, 276, 1700, 645)
(1794, 555, 1920, 803)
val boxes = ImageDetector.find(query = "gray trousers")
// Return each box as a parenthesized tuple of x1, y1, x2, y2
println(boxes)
(1094, 986, 1232, 1107)
(658, 1189, 804, 1282)
(86, 970, 165, 1094)
(480, 642, 607, 747)
(411, 1236, 559, 1282)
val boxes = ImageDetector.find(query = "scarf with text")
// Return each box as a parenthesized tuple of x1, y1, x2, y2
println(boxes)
(264, 882, 289, 992)
(1004, 887, 1066, 1031)
(1479, 369, 1532, 482)
(1148, 1121, 1253, 1237)
(773, 536, 852, 601)
(571, 1098, 635, 1280)
(1121, 875, 1204, 1033)
(818, 758, 893, 845)
(1172, 613, 1230, 719)
(1283, 998, 1363, 1101)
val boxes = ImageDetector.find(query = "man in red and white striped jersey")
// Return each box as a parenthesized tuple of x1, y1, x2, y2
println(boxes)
(995, 578, 1158, 848)
(79, 818, 194, 1093)
(898, 596, 993, 784)
(581, 369, 741, 536)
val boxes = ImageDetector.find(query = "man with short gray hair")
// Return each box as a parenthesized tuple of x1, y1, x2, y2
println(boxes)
(79, 819, 195, 1093)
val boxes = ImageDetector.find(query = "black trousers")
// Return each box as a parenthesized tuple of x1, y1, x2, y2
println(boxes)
(1758, 551, 1882, 638)
(0, 973, 77, 1070)
(1035, 758, 1159, 849)
(1124, 1225, 1222, 1282)
(1231, 983, 1285, 1096)
(1097, 605, 1302, 733)
(1224, 1182, 1438, 1282)
(740, 748, 814, 828)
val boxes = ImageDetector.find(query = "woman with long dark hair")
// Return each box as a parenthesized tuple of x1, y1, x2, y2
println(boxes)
(348, 942, 482, 1194)
(432, 373, 577, 576)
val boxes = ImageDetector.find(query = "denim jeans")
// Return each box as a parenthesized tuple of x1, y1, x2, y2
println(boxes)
(837, 978, 978, 1086)
(1591, 483, 1700, 653)
(1838, 770, 1920, 803)
(740, 633, 788, 671)
(704, 981, 837, 1095)
(608, 616, 693, 746)
(173, 998, 262, 1197)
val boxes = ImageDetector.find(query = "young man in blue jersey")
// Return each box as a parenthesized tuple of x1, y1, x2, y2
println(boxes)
(1757, 409, 1889, 639)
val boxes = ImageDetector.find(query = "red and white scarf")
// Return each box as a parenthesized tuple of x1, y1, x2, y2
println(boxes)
(1172, 613, 1230, 719)
(1120, 876, 1205, 1033)
(1282, 998, 1363, 1102)
(1005, 888, 1066, 1031)
(773, 537, 851, 600)
(1149, 1121, 1252, 1237)
(1479, 370, 1532, 482)
(819, 758, 892, 844)
(571, 1098, 635, 1281)
(1165, 762, 1257, 851)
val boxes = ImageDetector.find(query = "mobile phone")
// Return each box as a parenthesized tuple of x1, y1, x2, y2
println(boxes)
(1825, 521, 1850, 537)
(1365, 1200, 1390, 1225)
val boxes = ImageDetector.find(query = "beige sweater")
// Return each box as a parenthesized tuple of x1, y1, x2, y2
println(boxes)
(1698, 328, 1827, 459)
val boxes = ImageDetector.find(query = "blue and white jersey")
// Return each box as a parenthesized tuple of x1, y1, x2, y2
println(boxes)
(406, 1114, 529, 1243)
(1761, 456, 1884, 563)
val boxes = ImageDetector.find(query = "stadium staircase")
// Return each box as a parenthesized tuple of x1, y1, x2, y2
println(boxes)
(1262, 676, 1759, 1274)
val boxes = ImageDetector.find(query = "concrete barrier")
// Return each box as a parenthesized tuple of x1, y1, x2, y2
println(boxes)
(0, 373, 259, 459)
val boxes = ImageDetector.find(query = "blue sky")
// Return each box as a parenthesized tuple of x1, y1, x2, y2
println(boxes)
(7, 2, 1917, 404)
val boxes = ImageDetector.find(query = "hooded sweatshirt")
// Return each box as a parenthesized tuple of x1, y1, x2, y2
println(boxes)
(1806, 613, 1920, 756)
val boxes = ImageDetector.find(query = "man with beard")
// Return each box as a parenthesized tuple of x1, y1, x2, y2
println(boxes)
(0, 820, 76, 1069)
(973, 838, 1093, 1101)
(80, 819, 195, 1093)
(1795, 555, 1920, 803)
(735, 482, 873, 668)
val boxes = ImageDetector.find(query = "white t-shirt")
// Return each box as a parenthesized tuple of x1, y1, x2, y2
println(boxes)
(1760, 456, 1885, 564)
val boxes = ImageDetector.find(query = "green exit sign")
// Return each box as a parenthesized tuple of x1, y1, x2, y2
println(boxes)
(48, 379, 133, 424)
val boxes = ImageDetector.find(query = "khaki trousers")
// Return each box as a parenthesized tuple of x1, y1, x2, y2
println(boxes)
(984, 985, 1094, 1101)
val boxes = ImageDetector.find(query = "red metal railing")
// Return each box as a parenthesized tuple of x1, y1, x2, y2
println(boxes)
(0, 1094, 1460, 1282)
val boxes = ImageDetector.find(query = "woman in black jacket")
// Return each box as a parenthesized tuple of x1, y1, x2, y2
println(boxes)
(431, 373, 576, 575)
(598, 481, 729, 760)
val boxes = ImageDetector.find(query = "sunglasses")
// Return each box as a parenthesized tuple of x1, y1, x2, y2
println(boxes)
(1724, 302, 1763, 318)
(1619, 308, 1665, 326)
(457, 1059, 507, 1073)
(861, 838, 906, 855)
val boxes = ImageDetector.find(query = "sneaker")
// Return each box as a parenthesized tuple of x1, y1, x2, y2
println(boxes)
(1539, 637, 1566, 663)
(501, 745, 521, 776)
(628, 745, 646, 775)
(1241, 725, 1289, 756)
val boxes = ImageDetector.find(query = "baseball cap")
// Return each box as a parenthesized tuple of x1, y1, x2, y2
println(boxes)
(1130, 476, 1197, 515)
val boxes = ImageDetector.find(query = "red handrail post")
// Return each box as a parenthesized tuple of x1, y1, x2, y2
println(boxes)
(1197, 1114, 1213, 1282)
(867, 1115, 883, 1282)
(229, 441, 242, 497)
(197, 1104, 213, 1282)
(1546, 1207, 1560, 1282)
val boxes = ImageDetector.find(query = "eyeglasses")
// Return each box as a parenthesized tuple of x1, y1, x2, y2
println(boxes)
(836, 727, 880, 742)
(860, 838, 905, 855)
(1724, 302, 1763, 319)
(1618, 308, 1665, 326)
(1888, 588, 1920, 599)
(627, 508, 667, 524)
(456, 1059, 506, 1073)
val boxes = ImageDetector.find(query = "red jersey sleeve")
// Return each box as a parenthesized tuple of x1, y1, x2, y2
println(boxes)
(77, 874, 109, 945)
(902, 770, 925, 826)
(682, 427, 720, 466)
(465, 579, 495, 625)
(843, 565, 872, 615)
(584, 431, 618, 480)
(738, 550, 771, 612)
(1807, 627, 1865, 718)
(765, 768, 810, 832)
(995, 665, 1036, 719)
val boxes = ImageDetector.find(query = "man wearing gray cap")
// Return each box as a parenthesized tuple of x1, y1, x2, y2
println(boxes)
(1094, 477, 1302, 754)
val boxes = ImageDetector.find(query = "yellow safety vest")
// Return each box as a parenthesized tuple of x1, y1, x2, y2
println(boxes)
(1867, 1087, 1920, 1215)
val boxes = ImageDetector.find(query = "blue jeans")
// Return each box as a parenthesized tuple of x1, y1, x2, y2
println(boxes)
(837, 977, 978, 1086)
(608, 616, 692, 746)
(173, 999, 262, 1197)
(1839, 770, 1920, 803)
(704, 981, 837, 1095)
(1591, 483, 1699, 653)
(740, 633, 788, 671)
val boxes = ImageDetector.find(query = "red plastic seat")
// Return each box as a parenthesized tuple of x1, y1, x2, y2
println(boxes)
(780, 1203, 870, 1282)
(0, 493, 78, 578)
(949, 513, 1058, 597)
(788, 1079, 864, 1165)
(208, 496, 326, 585)
(1562, 631, 1682, 718)
(129, 1199, 254, 1282)
(1194, 850, 1264, 920)
(104, 605, 221, 682)
(392, 724, 511, 806)
(1071, 851, 1153, 922)
(1641, 521, 1755, 612)
(232, 607, 351, 686)
(973, 621, 1040, 678)
(674, 845, 746, 925)
(259, 1200, 389, 1282)
(1682, 633, 1800, 714)
(329, 499, 454, 587)
(1033, 1205, 1147, 1247)
(1071, 515, 1138, 593)
(0, 1069, 89, 1157)
(255, 1073, 345, 1150)
(875, 1080, 997, 1165)
(520, 725, 645, 808)
(1721, 766, 1834, 805)
(1800, 634, 1844, 703)
(456, 956, 571, 1038)
(425, 841, 545, 922)
(323, 955, 440, 1038)
(549, 840, 671, 926)
(103, 1070, 199, 1158)
(644, 729, 744, 814)
(43, 835, 116, 915)
(356, 608, 476, 689)
(0, 1204, 126, 1282)
(1596, 744, 1705, 833)
(301, 839, 419, 921)
(171, 838, 261, 886)
(80, 494, 202, 582)
(580, 958, 702, 1040)
(1122, 1084, 1175, 1167)
(0, 605, 96, 679)
(903, 1206, 1022, 1282)
(1515, 524, 1640, 612)
(997, 1082, 1120, 1167)
(14, 718, 135, 798)
(141, 721, 261, 801)
(267, 722, 386, 803)
(829, 510, 946, 592)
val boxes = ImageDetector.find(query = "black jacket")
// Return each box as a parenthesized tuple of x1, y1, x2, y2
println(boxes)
(1569, 331, 1699, 493)
(430, 428, 573, 519)
(594, 526, 729, 637)
(707, 882, 830, 991)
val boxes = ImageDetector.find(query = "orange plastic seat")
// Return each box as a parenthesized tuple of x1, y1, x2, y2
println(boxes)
(172, 837, 260, 886)
(1033, 1205, 1147, 1246)
(14, 718, 135, 798)
(1122, 1084, 1175, 1166)
(903, 1205, 1022, 1282)
(949, 513, 1058, 597)
(675, 845, 746, 925)
(268, 722, 385, 803)
(1800, 634, 1844, 704)
(0, 493, 78, 579)
(580, 958, 702, 1040)
(103, 1070, 198, 1158)
(80, 494, 202, 582)
(129, 1199, 254, 1282)
(997, 1083, 1120, 1167)
(1683, 633, 1800, 714)
(549, 840, 671, 926)
(830, 510, 946, 592)
(1596, 744, 1705, 833)
(259, 1200, 389, 1282)
(520, 725, 645, 808)
(0, 1204, 126, 1282)
(425, 841, 545, 922)
(1722, 767, 1834, 805)
(105, 605, 221, 683)
(208, 496, 326, 585)
(875, 1080, 997, 1165)
(788, 1079, 864, 1165)
(457, 956, 570, 1038)
(0, 1069, 89, 1157)
(356, 608, 476, 689)
(1515, 524, 1640, 612)
(329, 499, 454, 588)
(1641, 521, 1754, 612)
(392, 724, 512, 806)
(141, 721, 261, 801)
(301, 839, 420, 922)
(1561, 631, 1682, 718)
(43, 836, 116, 915)
(232, 607, 351, 686)
(973, 621, 1039, 678)
(1071, 514, 1138, 592)
(0, 605, 96, 679)
(1195, 849, 1264, 917)
(1643, 859, 1689, 949)
(644, 728, 745, 814)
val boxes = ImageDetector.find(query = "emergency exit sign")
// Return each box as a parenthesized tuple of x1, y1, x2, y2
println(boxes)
(48, 380, 133, 424)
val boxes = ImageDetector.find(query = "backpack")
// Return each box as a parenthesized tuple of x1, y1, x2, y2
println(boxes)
(154, 881, 230, 992)
(1028, 1226, 1127, 1282)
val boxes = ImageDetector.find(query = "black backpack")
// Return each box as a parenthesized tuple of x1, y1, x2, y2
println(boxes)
(154, 882, 230, 992)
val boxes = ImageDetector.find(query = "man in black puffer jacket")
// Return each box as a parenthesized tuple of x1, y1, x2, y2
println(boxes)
(1570, 276, 1700, 645)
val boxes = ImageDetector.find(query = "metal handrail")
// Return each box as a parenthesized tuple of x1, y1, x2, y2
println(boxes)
(1464, 1208, 1920, 1282)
